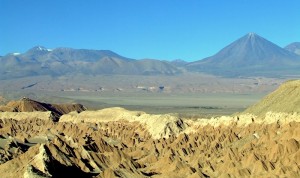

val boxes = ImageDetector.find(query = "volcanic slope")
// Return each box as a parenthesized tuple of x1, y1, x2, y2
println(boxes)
(187, 33, 300, 77)
(0, 81, 299, 177)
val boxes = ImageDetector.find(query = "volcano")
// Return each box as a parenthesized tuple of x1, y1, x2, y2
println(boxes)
(187, 33, 300, 77)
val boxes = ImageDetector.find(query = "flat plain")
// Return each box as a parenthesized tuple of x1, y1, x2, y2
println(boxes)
(52, 91, 267, 116)
(0, 73, 281, 116)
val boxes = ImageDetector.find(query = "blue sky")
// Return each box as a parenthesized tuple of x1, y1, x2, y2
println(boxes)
(1, 0, 299, 61)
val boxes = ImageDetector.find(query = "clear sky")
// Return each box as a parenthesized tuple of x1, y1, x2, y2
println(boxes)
(1, 0, 299, 61)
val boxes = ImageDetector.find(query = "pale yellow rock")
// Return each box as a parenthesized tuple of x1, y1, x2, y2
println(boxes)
(60, 107, 186, 139)
(0, 111, 53, 121)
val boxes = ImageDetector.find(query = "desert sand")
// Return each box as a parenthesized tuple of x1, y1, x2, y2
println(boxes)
(0, 80, 299, 177)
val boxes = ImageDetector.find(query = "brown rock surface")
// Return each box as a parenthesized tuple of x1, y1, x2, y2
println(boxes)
(0, 81, 299, 177)
(0, 108, 299, 177)
(0, 98, 86, 121)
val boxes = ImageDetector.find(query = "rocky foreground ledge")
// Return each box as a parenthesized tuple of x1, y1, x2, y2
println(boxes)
(0, 107, 299, 178)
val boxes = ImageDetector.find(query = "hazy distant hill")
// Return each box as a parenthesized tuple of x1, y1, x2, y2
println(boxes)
(243, 80, 300, 117)
(186, 33, 300, 77)
(170, 59, 188, 67)
(285, 42, 300, 55)
(0, 46, 181, 79)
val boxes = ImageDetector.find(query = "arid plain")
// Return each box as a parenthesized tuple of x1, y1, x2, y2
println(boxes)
(0, 73, 283, 116)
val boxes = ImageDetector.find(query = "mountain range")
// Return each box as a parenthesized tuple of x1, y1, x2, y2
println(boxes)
(0, 47, 181, 80)
(1, 33, 300, 79)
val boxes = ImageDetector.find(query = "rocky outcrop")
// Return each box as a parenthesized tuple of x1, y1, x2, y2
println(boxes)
(0, 109, 299, 177)
(0, 98, 86, 121)
(60, 107, 187, 139)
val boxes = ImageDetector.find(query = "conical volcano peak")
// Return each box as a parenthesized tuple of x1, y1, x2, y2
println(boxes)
(245, 32, 262, 42)
(187, 32, 300, 77)
(247, 32, 257, 37)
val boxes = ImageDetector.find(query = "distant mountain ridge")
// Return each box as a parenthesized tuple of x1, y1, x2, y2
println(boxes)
(186, 33, 300, 77)
(170, 59, 188, 67)
(24, 46, 132, 62)
(1, 33, 300, 79)
(285, 42, 300, 55)
(0, 46, 181, 79)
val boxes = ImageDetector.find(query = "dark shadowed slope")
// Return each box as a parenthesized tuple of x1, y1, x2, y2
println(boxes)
(187, 33, 300, 77)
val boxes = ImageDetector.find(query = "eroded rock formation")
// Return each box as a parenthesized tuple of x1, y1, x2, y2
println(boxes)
(0, 81, 300, 177)
(0, 109, 299, 177)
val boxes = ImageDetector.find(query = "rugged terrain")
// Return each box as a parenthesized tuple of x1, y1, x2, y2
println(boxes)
(0, 81, 299, 177)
